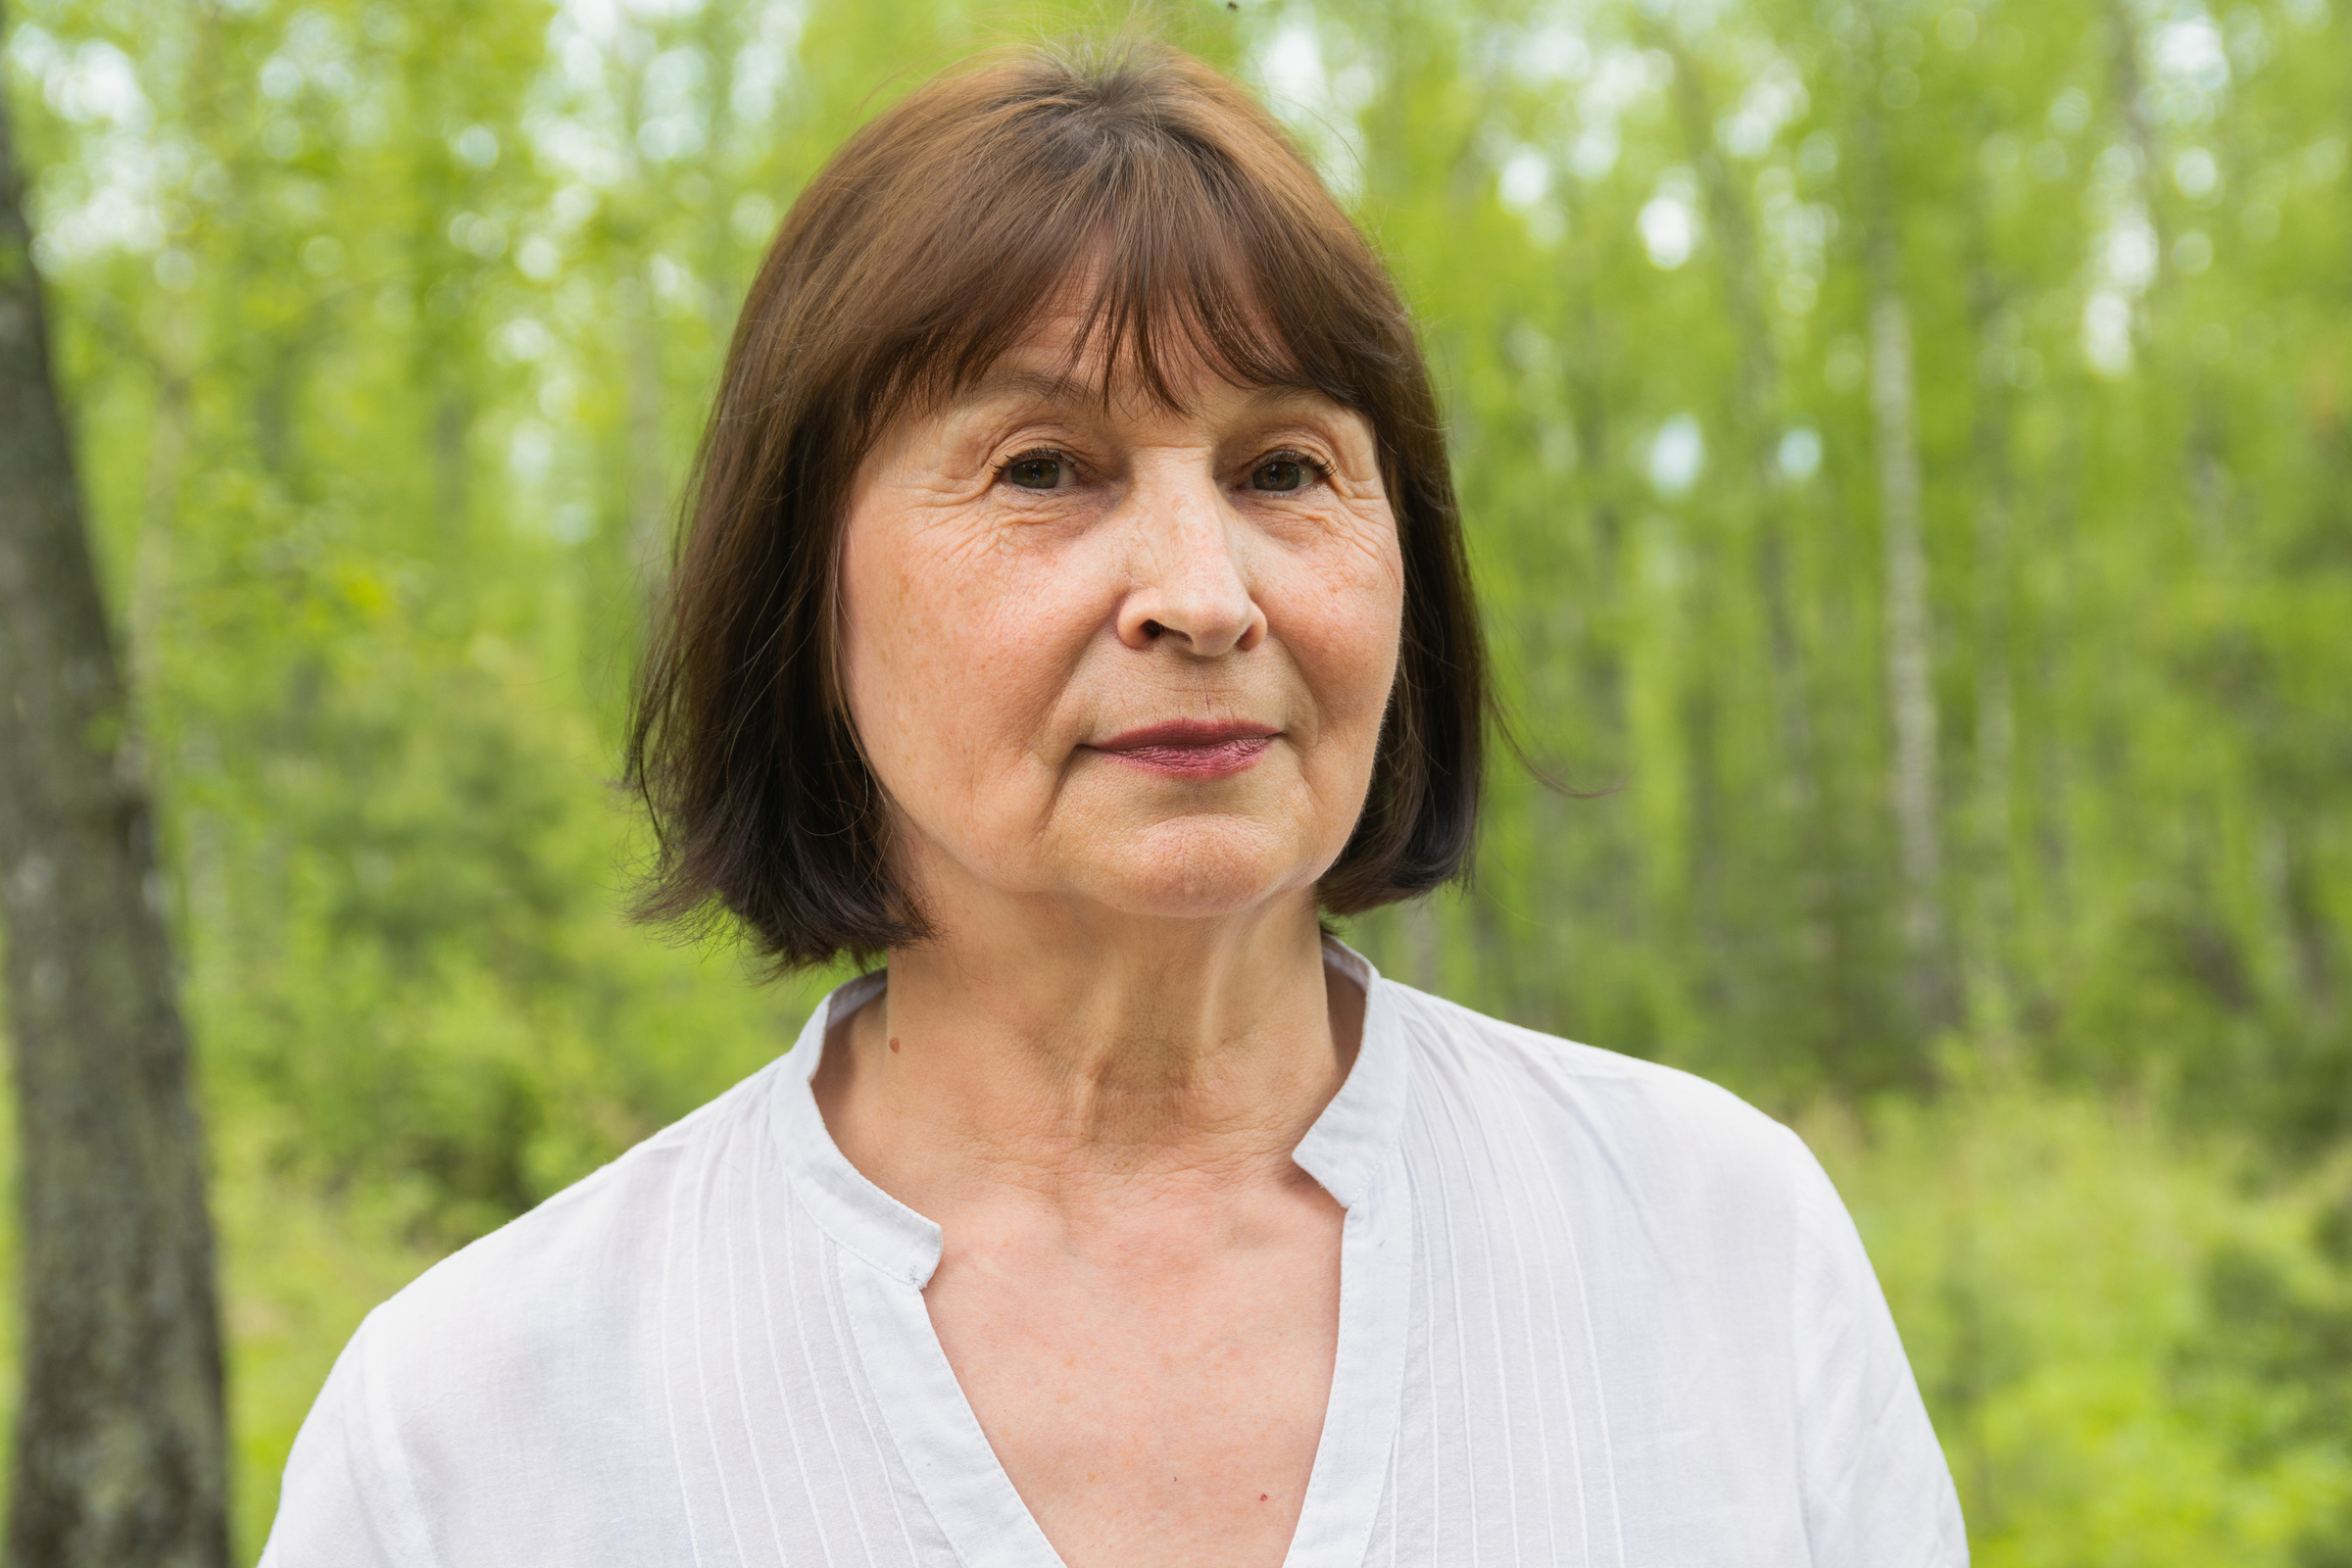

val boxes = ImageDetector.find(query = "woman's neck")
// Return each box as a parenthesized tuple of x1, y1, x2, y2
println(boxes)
(809, 890, 1361, 1219)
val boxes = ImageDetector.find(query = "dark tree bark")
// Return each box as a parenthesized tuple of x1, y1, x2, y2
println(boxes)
(0, 25, 230, 1568)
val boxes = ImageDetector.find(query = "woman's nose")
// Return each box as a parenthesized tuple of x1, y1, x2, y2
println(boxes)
(1113, 472, 1268, 658)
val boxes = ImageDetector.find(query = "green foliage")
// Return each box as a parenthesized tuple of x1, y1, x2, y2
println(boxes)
(2, 0, 2349, 1555)
(1814, 1083, 2352, 1565)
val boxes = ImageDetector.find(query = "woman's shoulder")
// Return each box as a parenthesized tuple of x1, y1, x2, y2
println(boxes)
(267, 1055, 803, 1561)
(1379, 983, 1962, 1563)
(330, 1051, 804, 1434)
(1382, 979, 1820, 1198)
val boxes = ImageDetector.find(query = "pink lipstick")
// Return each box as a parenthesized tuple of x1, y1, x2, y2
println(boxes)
(1094, 720, 1278, 779)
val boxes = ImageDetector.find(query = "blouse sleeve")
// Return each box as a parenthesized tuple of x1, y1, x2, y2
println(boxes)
(260, 1316, 438, 1568)
(1784, 1129, 1971, 1568)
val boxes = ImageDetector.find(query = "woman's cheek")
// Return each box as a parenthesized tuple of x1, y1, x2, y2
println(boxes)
(882, 520, 1033, 692)
(937, 534, 1107, 767)
(1299, 536, 1403, 723)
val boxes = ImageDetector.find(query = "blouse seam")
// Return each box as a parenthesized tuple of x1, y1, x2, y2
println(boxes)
(794, 1178, 937, 1290)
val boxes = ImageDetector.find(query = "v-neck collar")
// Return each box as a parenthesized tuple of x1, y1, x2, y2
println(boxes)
(763, 941, 1414, 1568)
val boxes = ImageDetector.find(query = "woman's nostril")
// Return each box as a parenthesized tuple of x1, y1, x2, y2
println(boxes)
(1142, 619, 1165, 639)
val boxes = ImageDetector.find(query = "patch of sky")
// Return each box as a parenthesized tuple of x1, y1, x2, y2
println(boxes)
(2174, 147, 2219, 200)
(1514, 20, 1592, 83)
(1640, 168, 1701, 270)
(1777, 426, 1823, 481)
(729, 2, 805, 126)
(2096, 205, 2159, 292)
(1254, 19, 1374, 204)
(1718, 58, 1806, 160)
(453, 123, 502, 170)
(10, 29, 172, 266)
(1565, 46, 1672, 183)
(509, 421, 557, 485)
(2154, 17, 2230, 92)
(1649, 416, 1705, 496)
(18, 33, 151, 128)
(2082, 290, 2134, 376)
(517, 235, 564, 282)
(494, 316, 557, 363)
(1499, 147, 1551, 211)
(280, 9, 355, 94)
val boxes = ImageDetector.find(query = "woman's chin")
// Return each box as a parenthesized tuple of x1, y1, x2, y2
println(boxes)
(1059, 818, 1330, 921)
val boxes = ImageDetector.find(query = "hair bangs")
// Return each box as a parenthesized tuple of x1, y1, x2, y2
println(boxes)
(1056, 157, 1321, 413)
(871, 101, 1329, 436)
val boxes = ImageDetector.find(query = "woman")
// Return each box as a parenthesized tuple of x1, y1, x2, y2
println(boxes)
(267, 41, 1964, 1568)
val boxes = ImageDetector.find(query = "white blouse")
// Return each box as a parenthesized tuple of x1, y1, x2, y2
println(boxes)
(263, 945, 1966, 1567)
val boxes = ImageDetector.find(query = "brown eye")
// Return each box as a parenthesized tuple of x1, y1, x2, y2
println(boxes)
(1250, 456, 1311, 492)
(1004, 454, 1063, 490)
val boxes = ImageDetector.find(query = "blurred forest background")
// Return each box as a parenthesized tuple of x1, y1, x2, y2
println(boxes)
(2, 0, 2349, 1557)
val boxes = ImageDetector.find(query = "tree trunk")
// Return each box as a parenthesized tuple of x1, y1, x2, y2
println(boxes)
(1857, 50, 1957, 1036)
(1868, 285, 1954, 1031)
(0, 40, 230, 1568)
(1963, 172, 2019, 1056)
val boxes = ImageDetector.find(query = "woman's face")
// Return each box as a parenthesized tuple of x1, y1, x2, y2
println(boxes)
(836, 311, 1403, 927)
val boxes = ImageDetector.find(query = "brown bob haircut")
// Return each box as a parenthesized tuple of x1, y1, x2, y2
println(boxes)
(627, 39, 1489, 970)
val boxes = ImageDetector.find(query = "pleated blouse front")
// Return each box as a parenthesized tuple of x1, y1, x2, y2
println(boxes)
(263, 946, 1966, 1568)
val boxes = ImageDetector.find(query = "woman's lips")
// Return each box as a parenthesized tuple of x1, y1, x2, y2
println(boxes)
(1094, 721, 1279, 779)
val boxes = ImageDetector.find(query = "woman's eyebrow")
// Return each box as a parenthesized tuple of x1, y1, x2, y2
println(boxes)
(1234, 382, 1355, 420)
(959, 365, 1096, 409)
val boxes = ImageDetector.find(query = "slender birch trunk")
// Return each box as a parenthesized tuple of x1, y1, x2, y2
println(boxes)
(0, 35, 230, 1568)
(1858, 44, 1956, 1034)
(1963, 196, 2019, 1054)
(1868, 283, 1953, 1028)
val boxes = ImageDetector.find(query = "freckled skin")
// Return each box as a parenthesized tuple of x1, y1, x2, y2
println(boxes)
(812, 310, 1401, 1568)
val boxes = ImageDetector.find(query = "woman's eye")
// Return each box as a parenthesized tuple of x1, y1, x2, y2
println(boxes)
(1250, 456, 1313, 493)
(1003, 454, 1064, 490)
